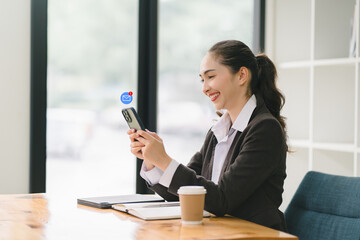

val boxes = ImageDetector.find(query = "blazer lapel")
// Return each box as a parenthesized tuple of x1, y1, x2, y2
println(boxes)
(202, 135, 217, 180)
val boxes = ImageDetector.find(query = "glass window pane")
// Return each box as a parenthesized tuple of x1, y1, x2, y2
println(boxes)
(47, 0, 138, 196)
(158, 0, 254, 165)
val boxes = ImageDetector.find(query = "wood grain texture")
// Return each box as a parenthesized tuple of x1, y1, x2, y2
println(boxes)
(0, 194, 298, 240)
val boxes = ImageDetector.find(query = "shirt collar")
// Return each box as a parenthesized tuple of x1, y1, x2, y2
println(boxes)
(212, 95, 257, 141)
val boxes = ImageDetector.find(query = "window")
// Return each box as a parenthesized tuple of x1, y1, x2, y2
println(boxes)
(47, 0, 138, 196)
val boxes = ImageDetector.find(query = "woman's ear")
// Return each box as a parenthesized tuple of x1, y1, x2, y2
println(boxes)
(238, 67, 250, 86)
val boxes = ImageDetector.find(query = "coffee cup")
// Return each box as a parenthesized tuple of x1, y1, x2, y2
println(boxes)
(177, 186, 207, 225)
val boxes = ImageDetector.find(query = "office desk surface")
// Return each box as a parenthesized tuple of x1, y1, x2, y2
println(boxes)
(0, 194, 298, 240)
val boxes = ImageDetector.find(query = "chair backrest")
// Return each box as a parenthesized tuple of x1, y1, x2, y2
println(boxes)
(285, 171, 360, 240)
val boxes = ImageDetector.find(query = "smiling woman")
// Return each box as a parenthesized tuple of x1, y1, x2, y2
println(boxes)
(128, 40, 288, 231)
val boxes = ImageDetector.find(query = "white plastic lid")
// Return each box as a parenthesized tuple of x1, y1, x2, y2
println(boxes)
(177, 186, 207, 195)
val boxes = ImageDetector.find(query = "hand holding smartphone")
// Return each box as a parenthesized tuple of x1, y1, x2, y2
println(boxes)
(123, 107, 167, 170)
(123, 107, 146, 159)
(122, 107, 145, 131)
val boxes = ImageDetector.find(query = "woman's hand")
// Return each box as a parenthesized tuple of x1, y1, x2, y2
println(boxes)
(135, 129, 172, 171)
(127, 129, 155, 170)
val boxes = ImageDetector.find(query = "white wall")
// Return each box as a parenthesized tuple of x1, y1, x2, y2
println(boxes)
(0, 0, 30, 193)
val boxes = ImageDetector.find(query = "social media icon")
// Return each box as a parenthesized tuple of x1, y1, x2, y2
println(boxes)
(121, 92, 133, 104)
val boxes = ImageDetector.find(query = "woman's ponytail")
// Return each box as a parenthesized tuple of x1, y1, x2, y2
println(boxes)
(253, 54, 286, 133)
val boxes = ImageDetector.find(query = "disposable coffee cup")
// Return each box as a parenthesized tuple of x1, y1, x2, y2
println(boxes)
(177, 186, 207, 225)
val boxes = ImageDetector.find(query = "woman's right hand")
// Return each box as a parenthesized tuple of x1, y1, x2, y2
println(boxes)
(127, 129, 155, 170)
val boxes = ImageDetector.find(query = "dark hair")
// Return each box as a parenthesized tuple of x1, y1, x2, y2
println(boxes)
(209, 40, 287, 135)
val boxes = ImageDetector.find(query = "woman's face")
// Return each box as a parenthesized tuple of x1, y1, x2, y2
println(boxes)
(199, 53, 244, 111)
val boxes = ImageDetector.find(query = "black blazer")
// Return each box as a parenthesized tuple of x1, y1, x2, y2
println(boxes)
(149, 95, 287, 231)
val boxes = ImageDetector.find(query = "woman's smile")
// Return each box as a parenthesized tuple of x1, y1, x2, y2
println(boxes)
(209, 92, 220, 101)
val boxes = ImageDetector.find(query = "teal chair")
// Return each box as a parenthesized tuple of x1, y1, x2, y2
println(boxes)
(285, 171, 360, 240)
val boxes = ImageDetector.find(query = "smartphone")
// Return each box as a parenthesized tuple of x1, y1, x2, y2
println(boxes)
(122, 107, 145, 131)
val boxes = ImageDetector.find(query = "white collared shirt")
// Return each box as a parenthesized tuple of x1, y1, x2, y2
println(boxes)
(140, 95, 257, 186)
(211, 95, 257, 183)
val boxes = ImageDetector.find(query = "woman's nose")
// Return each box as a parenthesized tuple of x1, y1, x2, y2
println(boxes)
(202, 81, 210, 95)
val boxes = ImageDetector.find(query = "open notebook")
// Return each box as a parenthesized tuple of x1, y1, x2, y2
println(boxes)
(112, 201, 211, 220)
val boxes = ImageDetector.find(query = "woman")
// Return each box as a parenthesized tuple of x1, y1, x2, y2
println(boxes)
(127, 40, 288, 231)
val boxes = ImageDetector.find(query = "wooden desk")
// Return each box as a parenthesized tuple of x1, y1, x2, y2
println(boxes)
(0, 194, 298, 240)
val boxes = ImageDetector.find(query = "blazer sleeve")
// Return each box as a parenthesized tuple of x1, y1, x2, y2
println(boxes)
(147, 129, 212, 201)
(166, 118, 286, 216)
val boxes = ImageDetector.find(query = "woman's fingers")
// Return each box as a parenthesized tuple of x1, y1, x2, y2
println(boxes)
(131, 146, 142, 153)
(145, 129, 162, 141)
(131, 146, 144, 159)
(135, 136, 148, 145)
(131, 141, 145, 148)
(127, 129, 145, 159)
(136, 130, 162, 145)
(136, 130, 153, 140)
(128, 129, 169, 169)
(127, 129, 136, 135)
(129, 132, 140, 142)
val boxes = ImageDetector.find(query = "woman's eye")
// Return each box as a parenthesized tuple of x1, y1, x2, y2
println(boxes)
(200, 79, 204, 83)
(208, 75, 214, 79)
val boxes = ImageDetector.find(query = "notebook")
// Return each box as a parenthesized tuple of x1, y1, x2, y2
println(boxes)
(112, 201, 211, 220)
(77, 194, 164, 209)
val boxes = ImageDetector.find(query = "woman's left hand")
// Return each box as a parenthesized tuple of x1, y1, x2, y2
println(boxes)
(135, 129, 172, 171)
